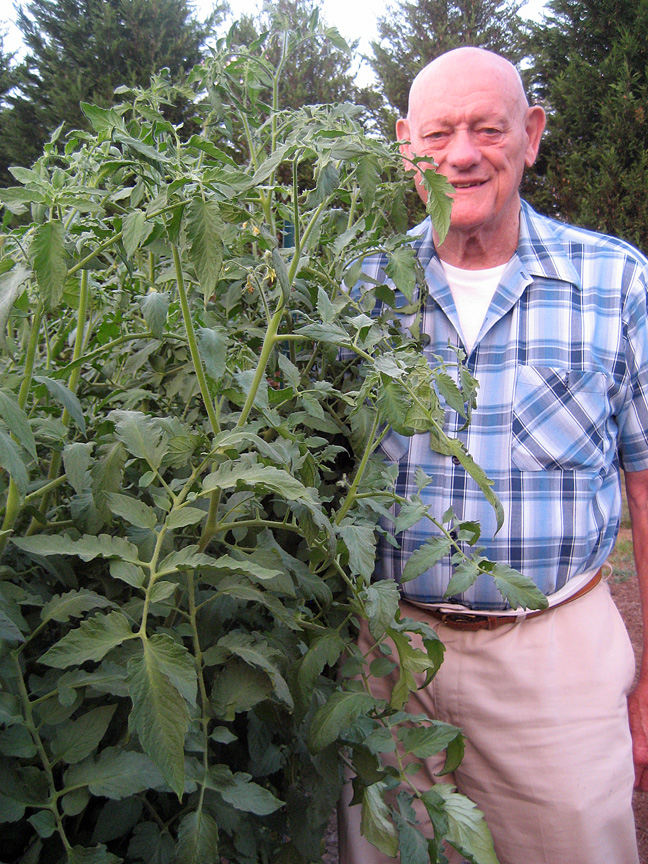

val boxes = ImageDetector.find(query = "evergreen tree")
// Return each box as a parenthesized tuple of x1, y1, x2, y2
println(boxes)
(0, 0, 222, 182)
(231, 0, 361, 110)
(369, 0, 525, 136)
(526, 0, 648, 250)
(0, 30, 15, 102)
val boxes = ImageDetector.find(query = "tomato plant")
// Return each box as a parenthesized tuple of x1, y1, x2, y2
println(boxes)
(0, 19, 542, 864)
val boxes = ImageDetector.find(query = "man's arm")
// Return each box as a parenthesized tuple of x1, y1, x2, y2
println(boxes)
(624, 467, 648, 789)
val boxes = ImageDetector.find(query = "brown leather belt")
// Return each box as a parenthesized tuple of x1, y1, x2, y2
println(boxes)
(415, 568, 603, 631)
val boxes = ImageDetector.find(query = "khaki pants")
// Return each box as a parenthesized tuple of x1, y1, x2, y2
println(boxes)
(338, 582, 638, 864)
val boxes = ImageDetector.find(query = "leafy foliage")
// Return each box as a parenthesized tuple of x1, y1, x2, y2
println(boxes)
(0, 0, 222, 185)
(0, 20, 541, 864)
(524, 0, 648, 251)
(368, 0, 526, 138)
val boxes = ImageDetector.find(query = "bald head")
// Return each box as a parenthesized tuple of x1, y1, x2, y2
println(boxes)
(408, 48, 529, 124)
(395, 46, 546, 266)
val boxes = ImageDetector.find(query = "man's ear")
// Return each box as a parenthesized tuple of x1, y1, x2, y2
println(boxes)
(395, 117, 412, 163)
(524, 105, 546, 167)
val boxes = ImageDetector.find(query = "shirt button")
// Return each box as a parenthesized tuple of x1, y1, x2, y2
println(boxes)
(452, 456, 460, 465)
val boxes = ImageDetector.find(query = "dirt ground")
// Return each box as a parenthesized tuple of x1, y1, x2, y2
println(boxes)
(608, 526, 648, 862)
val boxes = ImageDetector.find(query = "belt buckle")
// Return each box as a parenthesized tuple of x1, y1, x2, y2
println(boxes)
(439, 610, 490, 630)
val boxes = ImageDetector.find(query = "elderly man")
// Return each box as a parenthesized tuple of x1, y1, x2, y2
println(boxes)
(338, 47, 648, 864)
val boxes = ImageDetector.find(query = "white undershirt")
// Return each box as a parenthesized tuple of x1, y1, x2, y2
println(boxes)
(440, 260, 507, 353)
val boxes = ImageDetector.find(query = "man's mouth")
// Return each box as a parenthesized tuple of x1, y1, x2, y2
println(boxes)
(452, 181, 486, 189)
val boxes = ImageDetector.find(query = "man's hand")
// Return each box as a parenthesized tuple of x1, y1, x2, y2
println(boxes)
(628, 681, 648, 789)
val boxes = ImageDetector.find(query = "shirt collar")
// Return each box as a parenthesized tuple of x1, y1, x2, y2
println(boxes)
(410, 201, 583, 291)
(515, 200, 582, 289)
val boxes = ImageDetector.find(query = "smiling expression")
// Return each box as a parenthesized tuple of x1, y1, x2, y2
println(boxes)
(396, 49, 545, 258)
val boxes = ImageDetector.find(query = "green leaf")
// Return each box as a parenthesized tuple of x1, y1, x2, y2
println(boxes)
(81, 102, 123, 132)
(28, 810, 57, 838)
(436, 372, 467, 419)
(394, 500, 428, 534)
(360, 782, 399, 858)
(398, 722, 463, 760)
(365, 580, 400, 639)
(219, 772, 283, 815)
(272, 247, 291, 304)
(491, 563, 548, 611)
(296, 322, 348, 344)
(110, 559, 145, 588)
(444, 560, 480, 597)
(396, 819, 429, 864)
(357, 153, 380, 207)
(122, 211, 154, 258)
(176, 810, 219, 864)
(309, 691, 378, 753)
(0, 430, 28, 496)
(63, 442, 94, 494)
(13, 533, 140, 563)
(0, 390, 37, 459)
(105, 492, 157, 529)
(64, 747, 164, 799)
(317, 286, 336, 324)
(297, 631, 346, 702)
(51, 705, 116, 765)
(0, 265, 30, 348)
(165, 506, 207, 530)
(40, 611, 134, 668)
(421, 168, 454, 245)
(376, 380, 412, 434)
(338, 523, 376, 579)
(0, 792, 25, 822)
(401, 537, 453, 583)
(31, 220, 67, 309)
(139, 290, 170, 338)
(142, 633, 197, 706)
(211, 660, 273, 721)
(186, 196, 224, 304)
(422, 785, 498, 864)
(215, 632, 291, 707)
(41, 589, 113, 624)
(68, 843, 122, 864)
(109, 410, 167, 469)
(202, 462, 311, 500)
(127, 638, 190, 797)
(33, 375, 86, 434)
(197, 327, 227, 381)
(385, 246, 417, 303)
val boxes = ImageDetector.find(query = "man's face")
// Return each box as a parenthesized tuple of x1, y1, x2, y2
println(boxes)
(397, 55, 544, 242)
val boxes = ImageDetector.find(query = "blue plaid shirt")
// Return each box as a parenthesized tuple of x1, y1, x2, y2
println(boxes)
(366, 201, 648, 609)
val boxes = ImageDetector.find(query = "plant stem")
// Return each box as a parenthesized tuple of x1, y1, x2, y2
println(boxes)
(0, 301, 44, 547)
(12, 652, 72, 856)
(236, 303, 284, 428)
(335, 413, 387, 525)
(172, 244, 221, 438)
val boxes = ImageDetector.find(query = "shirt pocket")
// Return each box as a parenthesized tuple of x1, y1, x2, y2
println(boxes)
(511, 366, 609, 472)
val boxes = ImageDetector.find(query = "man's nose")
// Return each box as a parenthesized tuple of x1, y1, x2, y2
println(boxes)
(446, 129, 480, 169)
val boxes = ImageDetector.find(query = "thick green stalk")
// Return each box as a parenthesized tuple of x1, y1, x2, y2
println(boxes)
(12, 653, 72, 857)
(335, 413, 387, 525)
(27, 269, 91, 533)
(172, 245, 221, 439)
(236, 303, 284, 429)
(0, 302, 44, 545)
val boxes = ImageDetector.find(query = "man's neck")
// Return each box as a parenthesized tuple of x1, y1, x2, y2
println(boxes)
(433, 206, 521, 270)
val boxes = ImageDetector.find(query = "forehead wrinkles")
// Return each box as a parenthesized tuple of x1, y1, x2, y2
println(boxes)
(408, 55, 528, 129)
(414, 91, 513, 131)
